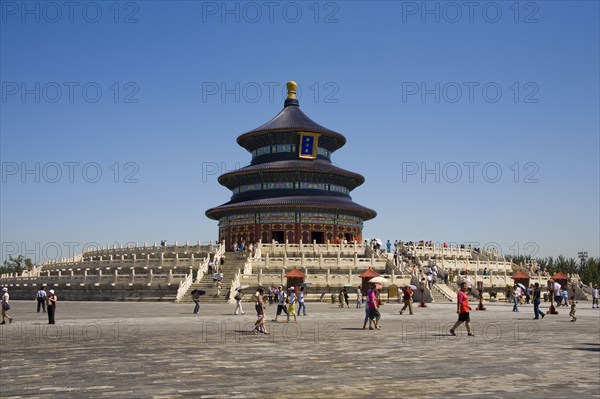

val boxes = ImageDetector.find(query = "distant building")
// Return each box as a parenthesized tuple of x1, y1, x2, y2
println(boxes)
(206, 81, 376, 247)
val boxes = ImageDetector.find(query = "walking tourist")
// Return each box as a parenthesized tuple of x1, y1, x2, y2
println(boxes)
(191, 289, 202, 314)
(532, 282, 545, 320)
(234, 289, 244, 315)
(362, 289, 371, 329)
(367, 284, 381, 330)
(592, 285, 599, 308)
(450, 282, 473, 337)
(35, 285, 47, 313)
(512, 285, 520, 312)
(338, 289, 345, 308)
(254, 288, 268, 334)
(47, 289, 57, 324)
(297, 286, 307, 316)
(569, 296, 577, 322)
(267, 286, 274, 305)
(553, 281, 562, 305)
(272, 286, 288, 321)
(356, 287, 362, 308)
(1, 287, 12, 324)
(287, 287, 297, 323)
(343, 289, 350, 308)
(399, 285, 414, 315)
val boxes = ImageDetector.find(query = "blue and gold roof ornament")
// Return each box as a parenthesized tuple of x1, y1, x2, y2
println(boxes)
(298, 132, 319, 159)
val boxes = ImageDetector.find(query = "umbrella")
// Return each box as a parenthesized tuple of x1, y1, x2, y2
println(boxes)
(517, 283, 526, 289)
(236, 285, 250, 291)
(369, 277, 389, 285)
(373, 238, 383, 246)
(299, 282, 313, 287)
(342, 283, 353, 288)
(191, 289, 206, 296)
(409, 284, 418, 290)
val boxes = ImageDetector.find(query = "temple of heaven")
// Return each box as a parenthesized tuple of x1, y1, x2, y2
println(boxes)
(205, 81, 376, 247)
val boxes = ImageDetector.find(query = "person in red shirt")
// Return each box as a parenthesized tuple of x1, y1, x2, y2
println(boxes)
(399, 285, 414, 315)
(367, 284, 381, 330)
(450, 282, 474, 336)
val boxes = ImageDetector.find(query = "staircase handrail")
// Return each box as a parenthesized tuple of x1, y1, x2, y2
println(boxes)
(194, 257, 209, 283)
(228, 269, 242, 304)
(175, 269, 194, 303)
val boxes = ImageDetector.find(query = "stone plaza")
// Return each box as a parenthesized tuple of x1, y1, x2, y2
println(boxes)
(1, 300, 598, 398)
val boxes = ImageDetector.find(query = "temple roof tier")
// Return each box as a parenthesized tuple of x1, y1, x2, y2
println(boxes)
(237, 101, 346, 152)
(218, 159, 366, 190)
(205, 195, 377, 221)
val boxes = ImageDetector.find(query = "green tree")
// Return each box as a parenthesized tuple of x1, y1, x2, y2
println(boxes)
(1, 255, 35, 275)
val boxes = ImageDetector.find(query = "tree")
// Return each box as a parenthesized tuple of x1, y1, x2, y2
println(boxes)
(507, 254, 600, 287)
(1, 255, 34, 275)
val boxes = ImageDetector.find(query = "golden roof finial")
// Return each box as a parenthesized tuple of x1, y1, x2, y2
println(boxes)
(286, 81, 298, 99)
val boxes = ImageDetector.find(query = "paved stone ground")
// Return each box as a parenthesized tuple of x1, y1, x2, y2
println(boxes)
(0, 300, 598, 398)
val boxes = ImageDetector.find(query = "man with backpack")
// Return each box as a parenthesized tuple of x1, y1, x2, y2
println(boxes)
(35, 285, 47, 313)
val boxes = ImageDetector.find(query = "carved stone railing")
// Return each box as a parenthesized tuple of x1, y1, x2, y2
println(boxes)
(175, 269, 194, 303)
(255, 255, 387, 269)
(228, 269, 242, 304)
(0, 270, 188, 287)
(259, 240, 366, 257)
(42, 241, 219, 267)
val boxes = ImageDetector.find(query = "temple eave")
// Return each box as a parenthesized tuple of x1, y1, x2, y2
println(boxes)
(206, 198, 376, 221)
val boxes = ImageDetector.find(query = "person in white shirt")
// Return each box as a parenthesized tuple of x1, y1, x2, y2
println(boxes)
(272, 286, 288, 321)
(1, 287, 12, 324)
(553, 282, 562, 305)
(591, 285, 598, 308)
(35, 285, 47, 313)
(356, 287, 363, 308)
(512, 286, 520, 312)
(296, 287, 307, 316)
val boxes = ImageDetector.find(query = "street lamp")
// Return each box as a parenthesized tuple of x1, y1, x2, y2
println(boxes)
(577, 251, 588, 269)
(476, 280, 486, 310)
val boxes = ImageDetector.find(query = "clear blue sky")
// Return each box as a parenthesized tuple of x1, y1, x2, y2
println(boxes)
(1, 1, 598, 263)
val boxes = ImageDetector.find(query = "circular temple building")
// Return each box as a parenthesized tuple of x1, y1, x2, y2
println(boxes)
(206, 81, 376, 247)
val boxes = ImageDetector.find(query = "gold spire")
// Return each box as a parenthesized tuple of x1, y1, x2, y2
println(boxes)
(286, 81, 298, 99)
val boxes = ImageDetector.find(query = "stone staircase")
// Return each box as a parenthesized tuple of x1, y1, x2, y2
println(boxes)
(431, 283, 455, 303)
(179, 252, 247, 303)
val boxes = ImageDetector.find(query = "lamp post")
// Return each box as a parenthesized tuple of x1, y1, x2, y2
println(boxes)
(476, 280, 486, 310)
(419, 280, 427, 307)
(577, 251, 588, 269)
(547, 279, 558, 314)
(577, 251, 588, 288)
